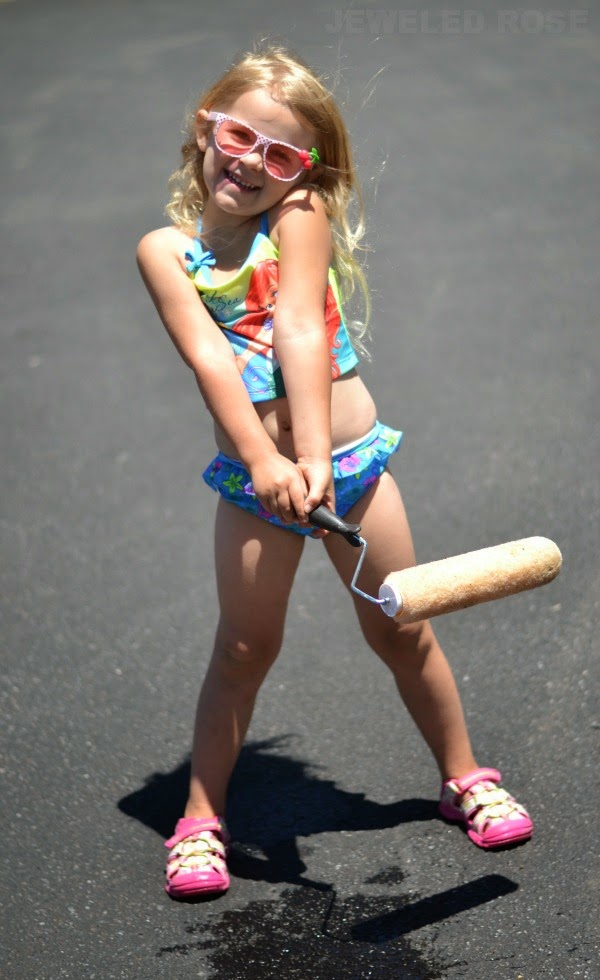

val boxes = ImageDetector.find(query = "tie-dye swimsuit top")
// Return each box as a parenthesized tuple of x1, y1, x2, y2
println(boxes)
(185, 212, 359, 402)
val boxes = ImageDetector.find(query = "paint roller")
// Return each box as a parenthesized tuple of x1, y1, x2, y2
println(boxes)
(308, 505, 562, 622)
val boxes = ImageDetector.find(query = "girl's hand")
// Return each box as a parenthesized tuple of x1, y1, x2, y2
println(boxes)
(249, 452, 310, 525)
(296, 456, 335, 517)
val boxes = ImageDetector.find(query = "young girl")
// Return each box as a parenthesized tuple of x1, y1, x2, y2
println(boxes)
(137, 43, 533, 900)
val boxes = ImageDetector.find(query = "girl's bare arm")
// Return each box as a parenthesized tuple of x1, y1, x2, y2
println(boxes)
(271, 191, 335, 513)
(136, 228, 309, 522)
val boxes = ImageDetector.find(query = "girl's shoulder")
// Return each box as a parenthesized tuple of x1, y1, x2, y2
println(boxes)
(137, 224, 193, 256)
(268, 187, 330, 249)
(136, 224, 195, 274)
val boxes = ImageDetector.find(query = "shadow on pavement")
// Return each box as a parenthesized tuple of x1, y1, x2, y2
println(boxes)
(118, 734, 436, 839)
(119, 734, 437, 889)
(121, 736, 518, 975)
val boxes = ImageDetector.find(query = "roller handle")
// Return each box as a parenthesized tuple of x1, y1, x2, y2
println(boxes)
(308, 505, 363, 547)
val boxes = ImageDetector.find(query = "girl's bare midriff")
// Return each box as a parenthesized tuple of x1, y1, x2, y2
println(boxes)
(215, 369, 378, 460)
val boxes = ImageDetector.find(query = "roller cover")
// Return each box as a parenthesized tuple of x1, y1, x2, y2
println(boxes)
(378, 537, 562, 622)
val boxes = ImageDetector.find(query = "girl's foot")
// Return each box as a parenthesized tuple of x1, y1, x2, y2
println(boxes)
(164, 816, 230, 898)
(439, 767, 533, 849)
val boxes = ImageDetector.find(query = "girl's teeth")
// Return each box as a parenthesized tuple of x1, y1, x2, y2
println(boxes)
(227, 172, 256, 190)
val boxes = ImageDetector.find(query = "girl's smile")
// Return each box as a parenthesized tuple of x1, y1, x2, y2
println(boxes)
(223, 168, 261, 193)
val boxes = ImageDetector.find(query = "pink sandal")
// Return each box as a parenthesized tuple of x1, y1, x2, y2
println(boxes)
(164, 816, 230, 898)
(439, 768, 533, 849)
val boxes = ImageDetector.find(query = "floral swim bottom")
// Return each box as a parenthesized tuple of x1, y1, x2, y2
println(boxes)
(202, 420, 403, 537)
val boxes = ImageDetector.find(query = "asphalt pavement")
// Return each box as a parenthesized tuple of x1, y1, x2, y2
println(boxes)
(1, 1, 599, 978)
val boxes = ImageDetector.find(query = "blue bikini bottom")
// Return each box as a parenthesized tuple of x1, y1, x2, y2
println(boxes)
(202, 420, 402, 537)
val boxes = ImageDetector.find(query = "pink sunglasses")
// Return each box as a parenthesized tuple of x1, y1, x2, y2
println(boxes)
(207, 112, 320, 181)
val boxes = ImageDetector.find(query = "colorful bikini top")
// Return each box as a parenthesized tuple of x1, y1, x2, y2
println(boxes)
(185, 212, 359, 402)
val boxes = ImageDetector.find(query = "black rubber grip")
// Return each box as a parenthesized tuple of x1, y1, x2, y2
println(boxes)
(308, 504, 363, 547)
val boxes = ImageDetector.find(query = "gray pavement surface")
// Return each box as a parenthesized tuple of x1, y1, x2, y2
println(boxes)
(1, 1, 599, 978)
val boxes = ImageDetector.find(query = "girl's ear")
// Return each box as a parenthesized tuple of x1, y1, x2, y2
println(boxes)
(195, 109, 210, 152)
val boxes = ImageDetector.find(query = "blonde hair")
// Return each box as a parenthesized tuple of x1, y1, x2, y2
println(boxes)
(166, 42, 370, 345)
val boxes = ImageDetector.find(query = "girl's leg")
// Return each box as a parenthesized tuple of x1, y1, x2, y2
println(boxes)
(185, 499, 305, 818)
(323, 471, 478, 781)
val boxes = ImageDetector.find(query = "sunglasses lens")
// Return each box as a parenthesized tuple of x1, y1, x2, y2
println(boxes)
(215, 119, 256, 155)
(264, 144, 301, 180)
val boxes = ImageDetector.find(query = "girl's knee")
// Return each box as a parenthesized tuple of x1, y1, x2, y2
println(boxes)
(214, 627, 282, 682)
(362, 615, 436, 667)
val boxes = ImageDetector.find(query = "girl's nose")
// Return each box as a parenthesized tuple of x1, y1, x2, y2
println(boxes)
(239, 146, 265, 170)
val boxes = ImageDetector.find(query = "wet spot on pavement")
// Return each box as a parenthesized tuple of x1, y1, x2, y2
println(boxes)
(157, 883, 448, 978)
